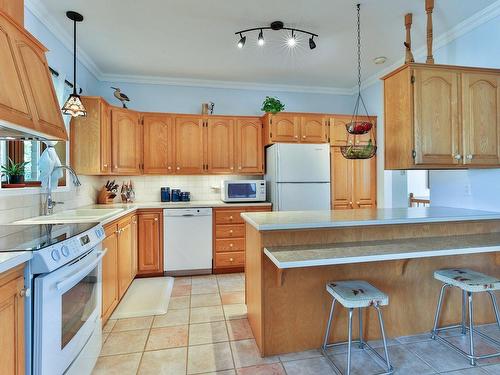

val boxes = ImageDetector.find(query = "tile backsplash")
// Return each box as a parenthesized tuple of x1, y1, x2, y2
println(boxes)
(97, 175, 261, 202)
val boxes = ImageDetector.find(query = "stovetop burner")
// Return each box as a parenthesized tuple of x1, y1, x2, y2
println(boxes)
(0, 222, 99, 252)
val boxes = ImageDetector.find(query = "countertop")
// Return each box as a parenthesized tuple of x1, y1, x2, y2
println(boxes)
(241, 207, 500, 231)
(90, 200, 272, 225)
(0, 251, 32, 274)
(264, 232, 500, 269)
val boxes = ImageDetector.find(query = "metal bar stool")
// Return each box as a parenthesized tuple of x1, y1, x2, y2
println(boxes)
(321, 280, 394, 375)
(431, 268, 500, 366)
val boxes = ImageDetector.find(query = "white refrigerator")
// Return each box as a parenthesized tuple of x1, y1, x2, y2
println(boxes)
(265, 143, 331, 211)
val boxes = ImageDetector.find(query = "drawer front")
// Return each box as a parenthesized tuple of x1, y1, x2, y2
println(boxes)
(215, 210, 244, 224)
(215, 251, 244, 267)
(215, 224, 245, 239)
(215, 238, 245, 252)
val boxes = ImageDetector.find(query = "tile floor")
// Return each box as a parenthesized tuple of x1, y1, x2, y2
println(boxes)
(93, 273, 500, 375)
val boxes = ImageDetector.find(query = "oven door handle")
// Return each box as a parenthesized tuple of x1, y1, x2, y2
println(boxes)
(56, 249, 107, 292)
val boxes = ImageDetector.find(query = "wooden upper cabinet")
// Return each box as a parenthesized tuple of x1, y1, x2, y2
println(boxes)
(462, 72, 500, 165)
(0, 12, 67, 140)
(111, 108, 141, 174)
(268, 114, 300, 143)
(138, 211, 163, 276)
(300, 116, 328, 143)
(352, 157, 377, 209)
(413, 68, 460, 166)
(331, 147, 352, 209)
(207, 117, 234, 173)
(383, 63, 500, 169)
(235, 117, 263, 174)
(143, 114, 174, 174)
(71, 97, 111, 174)
(175, 116, 204, 174)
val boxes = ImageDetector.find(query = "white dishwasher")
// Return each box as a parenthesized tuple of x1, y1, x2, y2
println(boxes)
(164, 208, 213, 275)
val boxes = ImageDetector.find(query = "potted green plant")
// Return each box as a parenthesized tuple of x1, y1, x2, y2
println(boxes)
(261, 96, 285, 114)
(1, 158, 29, 186)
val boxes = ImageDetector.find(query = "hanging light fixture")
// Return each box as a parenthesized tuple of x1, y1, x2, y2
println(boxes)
(340, 4, 377, 160)
(235, 21, 318, 50)
(62, 11, 87, 117)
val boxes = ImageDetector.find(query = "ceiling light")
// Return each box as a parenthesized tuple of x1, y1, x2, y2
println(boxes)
(237, 33, 246, 49)
(373, 56, 387, 64)
(234, 21, 317, 51)
(62, 11, 87, 117)
(257, 29, 265, 46)
(287, 31, 296, 47)
(309, 36, 316, 50)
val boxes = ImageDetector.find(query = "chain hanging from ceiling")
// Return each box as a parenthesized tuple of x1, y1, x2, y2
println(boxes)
(340, 4, 377, 160)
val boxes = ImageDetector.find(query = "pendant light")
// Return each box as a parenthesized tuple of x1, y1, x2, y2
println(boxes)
(62, 11, 87, 117)
(340, 4, 377, 160)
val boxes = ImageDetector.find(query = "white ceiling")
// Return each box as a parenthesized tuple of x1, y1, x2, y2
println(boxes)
(37, 0, 498, 91)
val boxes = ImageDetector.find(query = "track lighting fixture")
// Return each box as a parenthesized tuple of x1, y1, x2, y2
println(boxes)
(237, 33, 246, 49)
(235, 21, 318, 50)
(309, 36, 316, 50)
(257, 29, 265, 46)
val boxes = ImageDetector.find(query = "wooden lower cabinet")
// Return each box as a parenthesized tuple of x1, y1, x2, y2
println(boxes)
(137, 210, 164, 276)
(331, 147, 377, 209)
(213, 205, 271, 273)
(0, 265, 25, 375)
(102, 213, 139, 324)
(101, 223, 119, 324)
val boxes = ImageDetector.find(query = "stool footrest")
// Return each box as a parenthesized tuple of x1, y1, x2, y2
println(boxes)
(432, 326, 500, 362)
(322, 339, 394, 375)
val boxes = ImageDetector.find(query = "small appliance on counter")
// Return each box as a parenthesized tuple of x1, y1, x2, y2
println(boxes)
(221, 180, 266, 203)
(161, 187, 171, 202)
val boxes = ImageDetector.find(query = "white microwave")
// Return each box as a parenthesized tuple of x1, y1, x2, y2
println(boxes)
(221, 180, 266, 202)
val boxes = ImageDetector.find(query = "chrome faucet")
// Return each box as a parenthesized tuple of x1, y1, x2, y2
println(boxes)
(45, 165, 82, 215)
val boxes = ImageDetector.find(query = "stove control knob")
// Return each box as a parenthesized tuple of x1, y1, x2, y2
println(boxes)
(61, 245, 70, 257)
(51, 249, 60, 262)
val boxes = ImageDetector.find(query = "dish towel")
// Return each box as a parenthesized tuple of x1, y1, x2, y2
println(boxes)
(39, 141, 63, 191)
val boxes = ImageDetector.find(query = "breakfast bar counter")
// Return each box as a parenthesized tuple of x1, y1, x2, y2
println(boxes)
(241, 207, 500, 356)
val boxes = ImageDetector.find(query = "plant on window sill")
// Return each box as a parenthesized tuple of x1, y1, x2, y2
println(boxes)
(1, 157, 29, 187)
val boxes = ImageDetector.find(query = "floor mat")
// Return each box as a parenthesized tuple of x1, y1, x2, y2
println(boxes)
(111, 276, 174, 319)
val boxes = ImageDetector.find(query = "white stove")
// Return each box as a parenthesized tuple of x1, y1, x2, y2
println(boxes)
(0, 222, 106, 375)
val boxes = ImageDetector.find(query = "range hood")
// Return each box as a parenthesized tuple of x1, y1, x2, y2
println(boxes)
(0, 9, 68, 141)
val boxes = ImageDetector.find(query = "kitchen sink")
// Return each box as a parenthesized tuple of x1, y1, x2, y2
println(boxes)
(12, 208, 124, 225)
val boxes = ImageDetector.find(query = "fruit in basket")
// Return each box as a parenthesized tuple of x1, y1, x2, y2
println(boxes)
(347, 121, 373, 134)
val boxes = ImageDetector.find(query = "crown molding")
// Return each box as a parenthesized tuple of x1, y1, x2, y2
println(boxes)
(98, 73, 354, 95)
(359, 0, 500, 91)
(24, 0, 103, 80)
(25, 0, 500, 96)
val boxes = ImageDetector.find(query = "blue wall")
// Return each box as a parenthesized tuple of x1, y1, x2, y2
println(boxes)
(95, 80, 355, 116)
(24, 8, 99, 94)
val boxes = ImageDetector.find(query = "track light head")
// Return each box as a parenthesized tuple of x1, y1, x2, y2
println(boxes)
(309, 36, 316, 50)
(237, 33, 246, 49)
(257, 29, 265, 46)
(287, 31, 296, 47)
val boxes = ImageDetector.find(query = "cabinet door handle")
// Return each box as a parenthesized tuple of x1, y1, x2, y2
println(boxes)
(294, 135, 298, 139)
(356, 201, 360, 205)
(229, 230, 233, 234)
(229, 216, 233, 220)
(302, 135, 306, 139)
(168, 166, 172, 170)
(229, 243, 233, 247)
(229, 258, 234, 262)
(238, 166, 242, 170)
(154, 218, 158, 221)
(103, 164, 108, 167)
(466, 154, 473, 160)
(176, 166, 180, 170)
(19, 288, 31, 298)
(454, 154, 462, 160)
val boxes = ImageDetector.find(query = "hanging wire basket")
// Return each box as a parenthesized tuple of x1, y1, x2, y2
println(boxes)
(340, 144, 377, 160)
(340, 4, 377, 160)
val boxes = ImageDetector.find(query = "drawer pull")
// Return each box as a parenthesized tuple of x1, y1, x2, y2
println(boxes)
(229, 258, 234, 262)
(229, 216, 233, 220)
(229, 230, 233, 234)
(229, 243, 233, 247)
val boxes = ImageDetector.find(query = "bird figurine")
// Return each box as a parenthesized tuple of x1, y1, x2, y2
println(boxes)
(111, 87, 130, 108)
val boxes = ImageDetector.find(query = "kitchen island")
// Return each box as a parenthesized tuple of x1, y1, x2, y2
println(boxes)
(241, 207, 500, 356)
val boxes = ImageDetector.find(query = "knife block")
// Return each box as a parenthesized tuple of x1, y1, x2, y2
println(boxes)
(97, 187, 115, 204)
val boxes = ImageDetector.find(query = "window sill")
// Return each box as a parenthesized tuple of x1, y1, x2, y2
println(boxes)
(0, 185, 70, 196)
